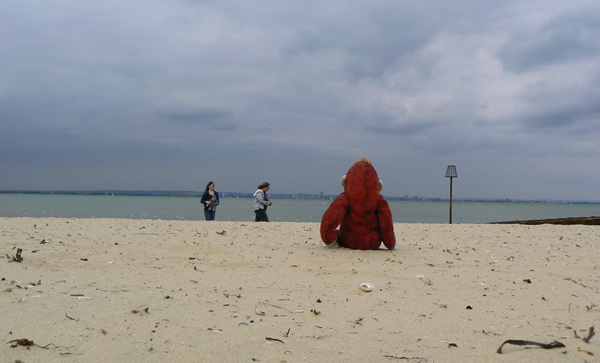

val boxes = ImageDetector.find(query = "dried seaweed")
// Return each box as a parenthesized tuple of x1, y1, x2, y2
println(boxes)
(496, 339, 565, 354)
(7, 338, 53, 349)
(11, 248, 24, 262)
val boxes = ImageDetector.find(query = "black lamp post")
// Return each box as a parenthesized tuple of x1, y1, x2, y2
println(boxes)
(445, 165, 457, 224)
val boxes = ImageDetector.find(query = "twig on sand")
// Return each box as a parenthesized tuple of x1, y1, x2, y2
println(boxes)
(496, 339, 565, 354)
(266, 337, 284, 344)
(65, 313, 79, 321)
(574, 326, 595, 343)
(384, 355, 428, 361)
(583, 326, 595, 344)
(564, 277, 598, 292)
(255, 301, 303, 316)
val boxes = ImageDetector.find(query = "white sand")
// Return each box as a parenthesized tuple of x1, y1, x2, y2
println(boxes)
(1, 217, 599, 362)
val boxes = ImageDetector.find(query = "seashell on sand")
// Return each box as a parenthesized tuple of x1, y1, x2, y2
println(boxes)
(359, 282, 374, 292)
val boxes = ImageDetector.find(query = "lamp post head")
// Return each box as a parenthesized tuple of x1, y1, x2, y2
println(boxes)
(445, 165, 457, 178)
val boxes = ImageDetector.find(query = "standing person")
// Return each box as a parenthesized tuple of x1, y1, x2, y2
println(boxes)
(201, 181, 219, 221)
(253, 182, 273, 222)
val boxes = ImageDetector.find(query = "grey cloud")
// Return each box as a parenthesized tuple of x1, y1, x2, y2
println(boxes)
(515, 73, 600, 131)
(498, 5, 600, 72)
(521, 103, 600, 130)
(158, 108, 235, 129)
(365, 119, 442, 136)
(280, 3, 446, 81)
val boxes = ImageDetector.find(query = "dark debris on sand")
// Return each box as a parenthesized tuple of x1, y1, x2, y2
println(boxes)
(494, 216, 600, 225)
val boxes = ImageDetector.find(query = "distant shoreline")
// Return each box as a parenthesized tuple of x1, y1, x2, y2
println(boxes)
(1, 190, 599, 204)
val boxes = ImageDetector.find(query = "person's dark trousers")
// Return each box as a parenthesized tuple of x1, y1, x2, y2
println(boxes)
(254, 209, 269, 222)
(204, 210, 216, 221)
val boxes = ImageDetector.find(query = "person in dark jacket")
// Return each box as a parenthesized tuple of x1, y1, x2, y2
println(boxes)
(201, 181, 220, 221)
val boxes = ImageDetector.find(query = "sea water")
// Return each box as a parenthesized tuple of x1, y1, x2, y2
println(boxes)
(1, 193, 599, 223)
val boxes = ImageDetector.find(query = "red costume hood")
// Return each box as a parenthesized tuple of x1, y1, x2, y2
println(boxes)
(343, 162, 381, 212)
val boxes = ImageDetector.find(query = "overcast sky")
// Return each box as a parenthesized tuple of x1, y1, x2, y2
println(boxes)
(2, 1, 599, 200)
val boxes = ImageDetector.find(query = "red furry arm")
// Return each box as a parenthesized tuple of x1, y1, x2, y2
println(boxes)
(320, 193, 349, 245)
(377, 196, 396, 249)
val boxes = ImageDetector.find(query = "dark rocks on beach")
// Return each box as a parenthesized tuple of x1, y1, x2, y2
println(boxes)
(494, 216, 600, 225)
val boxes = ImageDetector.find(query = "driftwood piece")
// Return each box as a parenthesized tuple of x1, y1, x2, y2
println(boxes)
(497, 339, 565, 354)
(583, 326, 595, 344)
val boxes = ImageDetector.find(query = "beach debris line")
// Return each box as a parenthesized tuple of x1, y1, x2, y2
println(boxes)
(496, 339, 566, 354)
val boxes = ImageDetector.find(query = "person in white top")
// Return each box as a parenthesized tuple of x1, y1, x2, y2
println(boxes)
(253, 182, 273, 222)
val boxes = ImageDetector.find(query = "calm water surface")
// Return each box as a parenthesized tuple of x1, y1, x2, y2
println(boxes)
(1, 193, 599, 223)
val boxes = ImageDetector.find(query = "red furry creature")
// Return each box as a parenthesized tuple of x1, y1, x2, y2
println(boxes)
(320, 157, 396, 250)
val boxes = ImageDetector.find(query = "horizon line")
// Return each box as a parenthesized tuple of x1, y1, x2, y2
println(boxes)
(1, 190, 599, 204)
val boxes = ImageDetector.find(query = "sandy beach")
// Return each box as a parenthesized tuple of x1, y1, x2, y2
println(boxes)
(1, 217, 599, 362)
